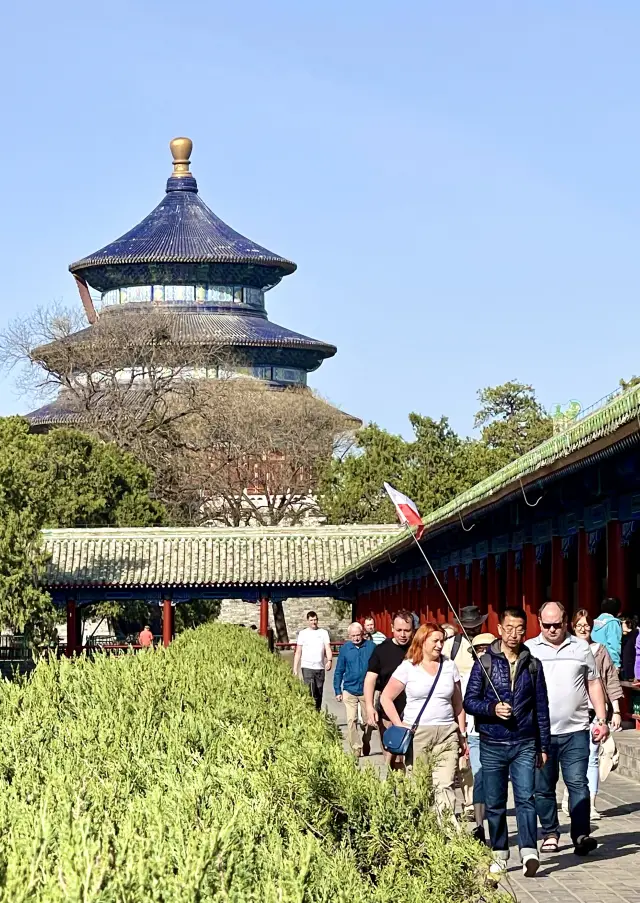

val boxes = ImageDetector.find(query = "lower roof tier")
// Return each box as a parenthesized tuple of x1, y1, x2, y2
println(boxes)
(34, 306, 336, 372)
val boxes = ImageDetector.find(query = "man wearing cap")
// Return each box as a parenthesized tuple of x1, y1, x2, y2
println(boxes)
(443, 605, 489, 816)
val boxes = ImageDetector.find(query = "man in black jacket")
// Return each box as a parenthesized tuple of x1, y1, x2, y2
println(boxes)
(465, 607, 551, 879)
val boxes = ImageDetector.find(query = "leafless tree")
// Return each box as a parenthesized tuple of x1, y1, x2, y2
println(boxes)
(0, 305, 357, 527)
(164, 380, 356, 526)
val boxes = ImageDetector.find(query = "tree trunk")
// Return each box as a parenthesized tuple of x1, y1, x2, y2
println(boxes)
(271, 600, 289, 643)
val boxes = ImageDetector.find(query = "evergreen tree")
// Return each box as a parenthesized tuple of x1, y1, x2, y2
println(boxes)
(0, 418, 166, 644)
(321, 381, 549, 525)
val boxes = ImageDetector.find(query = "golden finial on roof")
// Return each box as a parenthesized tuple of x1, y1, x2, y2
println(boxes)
(169, 137, 193, 176)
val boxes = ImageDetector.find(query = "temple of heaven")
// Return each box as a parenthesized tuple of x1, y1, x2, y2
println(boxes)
(27, 138, 337, 427)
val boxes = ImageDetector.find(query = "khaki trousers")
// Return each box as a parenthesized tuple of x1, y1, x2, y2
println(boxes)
(407, 722, 460, 815)
(343, 690, 373, 753)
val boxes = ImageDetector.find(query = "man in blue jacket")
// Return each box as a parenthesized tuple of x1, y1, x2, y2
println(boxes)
(591, 597, 622, 668)
(465, 607, 551, 880)
(334, 622, 375, 756)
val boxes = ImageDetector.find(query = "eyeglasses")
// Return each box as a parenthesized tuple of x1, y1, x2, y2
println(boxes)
(541, 622, 564, 630)
(502, 627, 526, 636)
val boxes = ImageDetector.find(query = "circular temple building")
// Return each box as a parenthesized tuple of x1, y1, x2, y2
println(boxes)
(27, 138, 337, 427)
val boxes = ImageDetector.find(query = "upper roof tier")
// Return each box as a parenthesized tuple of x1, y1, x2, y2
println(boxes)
(69, 138, 297, 294)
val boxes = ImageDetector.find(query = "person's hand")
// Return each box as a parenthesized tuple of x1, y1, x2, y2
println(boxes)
(325, 660, 332, 672)
(459, 737, 469, 757)
(335, 694, 343, 703)
(366, 708, 379, 727)
(592, 721, 610, 742)
(536, 752, 548, 769)
(494, 702, 513, 721)
(611, 713, 622, 731)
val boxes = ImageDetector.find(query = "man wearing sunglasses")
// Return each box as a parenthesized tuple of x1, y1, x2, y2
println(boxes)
(526, 601, 609, 857)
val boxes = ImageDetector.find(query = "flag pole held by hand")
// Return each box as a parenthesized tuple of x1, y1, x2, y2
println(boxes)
(383, 482, 504, 703)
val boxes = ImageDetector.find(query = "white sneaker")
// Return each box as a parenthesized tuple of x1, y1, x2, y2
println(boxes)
(561, 790, 570, 815)
(522, 854, 540, 878)
(590, 796, 601, 821)
(489, 858, 508, 876)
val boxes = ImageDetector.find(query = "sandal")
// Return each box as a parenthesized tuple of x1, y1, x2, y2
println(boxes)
(541, 836, 559, 853)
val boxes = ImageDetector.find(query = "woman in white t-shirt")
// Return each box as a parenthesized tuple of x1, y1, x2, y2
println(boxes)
(380, 622, 467, 816)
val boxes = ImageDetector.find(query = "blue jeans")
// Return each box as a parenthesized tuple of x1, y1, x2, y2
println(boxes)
(535, 731, 590, 845)
(480, 738, 538, 859)
(467, 734, 484, 804)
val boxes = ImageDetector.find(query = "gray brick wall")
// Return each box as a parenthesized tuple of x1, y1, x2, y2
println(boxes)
(217, 597, 352, 640)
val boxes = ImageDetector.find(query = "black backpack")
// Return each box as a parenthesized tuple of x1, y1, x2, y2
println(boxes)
(450, 633, 463, 661)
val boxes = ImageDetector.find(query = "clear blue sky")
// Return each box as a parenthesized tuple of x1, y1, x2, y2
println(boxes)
(1, 2, 639, 438)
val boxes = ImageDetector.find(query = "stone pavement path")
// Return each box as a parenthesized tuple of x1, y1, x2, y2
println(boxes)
(322, 682, 640, 903)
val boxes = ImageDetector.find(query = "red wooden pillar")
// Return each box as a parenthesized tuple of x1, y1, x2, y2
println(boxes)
(162, 598, 174, 647)
(551, 536, 568, 605)
(458, 566, 469, 611)
(486, 555, 500, 637)
(607, 521, 628, 607)
(471, 559, 485, 611)
(578, 529, 598, 619)
(66, 598, 79, 657)
(447, 567, 458, 620)
(428, 574, 439, 623)
(522, 544, 543, 638)
(506, 551, 518, 607)
(259, 595, 270, 637)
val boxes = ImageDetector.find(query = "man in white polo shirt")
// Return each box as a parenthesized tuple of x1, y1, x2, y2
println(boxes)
(526, 601, 609, 857)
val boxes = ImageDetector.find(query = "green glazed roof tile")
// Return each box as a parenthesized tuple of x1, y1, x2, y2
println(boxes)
(41, 525, 403, 589)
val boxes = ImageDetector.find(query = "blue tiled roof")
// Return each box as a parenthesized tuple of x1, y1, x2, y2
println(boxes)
(36, 308, 336, 355)
(69, 173, 296, 285)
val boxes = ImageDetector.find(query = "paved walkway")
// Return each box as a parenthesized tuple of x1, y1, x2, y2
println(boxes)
(322, 683, 640, 903)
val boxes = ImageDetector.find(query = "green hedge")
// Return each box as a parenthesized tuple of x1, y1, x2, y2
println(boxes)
(0, 624, 504, 902)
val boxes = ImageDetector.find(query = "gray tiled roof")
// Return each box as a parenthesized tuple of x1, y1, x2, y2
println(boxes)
(41, 526, 403, 588)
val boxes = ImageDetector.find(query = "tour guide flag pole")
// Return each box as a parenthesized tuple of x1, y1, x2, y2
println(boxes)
(383, 482, 503, 702)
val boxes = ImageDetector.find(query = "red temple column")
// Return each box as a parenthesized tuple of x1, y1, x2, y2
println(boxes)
(486, 555, 500, 637)
(506, 551, 518, 607)
(522, 544, 543, 638)
(471, 559, 481, 609)
(431, 572, 444, 623)
(259, 595, 270, 637)
(66, 598, 79, 657)
(550, 536, 568, 605)
(162, 598, 175, 647)
(458, 566, 469, 611)
(607, 521, 628, 607)
(577, 529, 598, 619)
(447, 567, 458, 619)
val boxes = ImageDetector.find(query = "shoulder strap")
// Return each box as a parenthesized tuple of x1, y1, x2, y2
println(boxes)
(451, 634, 463, 660)
(480, 652, 492, 692)
(410, 657, 444, 733)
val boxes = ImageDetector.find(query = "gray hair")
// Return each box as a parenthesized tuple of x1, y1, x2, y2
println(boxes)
(348, 622, 364, 635)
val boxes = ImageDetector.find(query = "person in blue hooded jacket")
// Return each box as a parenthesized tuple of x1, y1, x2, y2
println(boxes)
(465, 607, 551, 880)
(591, 597, 622, 669)
(334, 623, 375, 756)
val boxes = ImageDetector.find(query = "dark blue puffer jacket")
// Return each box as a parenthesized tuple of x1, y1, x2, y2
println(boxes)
(464, 640, 551, 752)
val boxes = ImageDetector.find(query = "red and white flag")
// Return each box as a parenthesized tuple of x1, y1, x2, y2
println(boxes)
(384, 482, 425, 538)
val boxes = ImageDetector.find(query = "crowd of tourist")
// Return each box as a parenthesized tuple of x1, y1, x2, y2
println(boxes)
(294, 597, 637, 880)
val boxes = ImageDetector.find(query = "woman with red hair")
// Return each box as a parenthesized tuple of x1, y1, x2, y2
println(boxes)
(380, 622, 467, 817)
